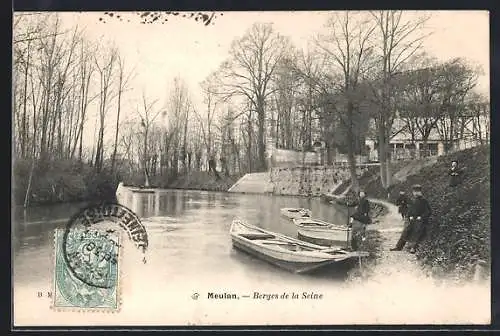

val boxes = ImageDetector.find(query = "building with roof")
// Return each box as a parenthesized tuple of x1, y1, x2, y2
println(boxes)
(365, 113, 489, 162)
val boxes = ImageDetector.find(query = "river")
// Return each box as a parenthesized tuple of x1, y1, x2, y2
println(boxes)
(12, 189, 490, 326)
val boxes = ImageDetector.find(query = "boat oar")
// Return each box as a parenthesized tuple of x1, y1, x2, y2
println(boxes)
(320, 246, 346, 253)
(345, 204, 351, 249)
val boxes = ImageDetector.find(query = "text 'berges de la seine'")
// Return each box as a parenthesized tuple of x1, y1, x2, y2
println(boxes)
(207, 291, 324, 300)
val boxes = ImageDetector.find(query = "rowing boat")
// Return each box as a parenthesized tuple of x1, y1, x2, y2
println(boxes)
(230, 219, 368, 274)
(280, 208, 312, 220)
(293, 218, 350, 246)
(116, 182, 158, 195)
(131, 188, 157, 193)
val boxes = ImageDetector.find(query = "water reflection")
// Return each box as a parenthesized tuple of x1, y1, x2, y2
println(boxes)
(13, 190, 354, 317)
(12, 189, 491, 325)
(13, 189, 348, 267)
(12, 190, 352, 263)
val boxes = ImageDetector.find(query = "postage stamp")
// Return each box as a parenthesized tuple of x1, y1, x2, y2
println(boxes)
(52, 227, 121, 312)
(51, 202, 148, 312)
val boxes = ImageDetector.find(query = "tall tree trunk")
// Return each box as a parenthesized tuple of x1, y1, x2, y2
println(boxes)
(377, 123, 385, 185)
(183, 109, 189, 175)
(346, 103, 359, 193)
(21, 40, 31, 159)
(143, 126, 150, 186)
(247, 112, 253, 173)
(257, 103, 267, 172)
(23, 158, 35, 208)
(111, 82, 122, 173)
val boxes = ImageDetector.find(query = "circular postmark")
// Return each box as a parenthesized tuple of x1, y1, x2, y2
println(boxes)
(64, 228, 119, 289)
(63, 202, 148, 289)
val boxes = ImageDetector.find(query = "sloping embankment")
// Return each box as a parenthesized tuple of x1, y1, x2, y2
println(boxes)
(363, 145, 490, 279)
(227, 172, 274, 194)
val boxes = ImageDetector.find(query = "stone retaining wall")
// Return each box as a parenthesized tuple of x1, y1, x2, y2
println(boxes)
(270, 164, 370, 197)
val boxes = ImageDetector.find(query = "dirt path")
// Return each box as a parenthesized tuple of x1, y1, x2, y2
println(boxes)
(345, 198, 490, 324)
(365, 198, 423, 278)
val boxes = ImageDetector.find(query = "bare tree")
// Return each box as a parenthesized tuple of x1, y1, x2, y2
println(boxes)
(93, 46, 118, 172)
(111, 54, 136, 173)
(398, 56, 446, 153)
(13, 13, 69, 46)
(193, 75, 221, 174)
(214, 22, 292, 171)
(13, 12, 142, 206)
(434, 58, 480, 152)
(118, 120, 141, 175)
(137, 92, 160, 186)
(316, 11, 376, 193)
(272, 56, 299, 150)
(465, 92, 489, 145)
(368, 10, 432, 190)
(37, 15, 63, 162)
(214, 106, 241, 176)
(164, 76, 191, 178)
(71, 38, 99, 162)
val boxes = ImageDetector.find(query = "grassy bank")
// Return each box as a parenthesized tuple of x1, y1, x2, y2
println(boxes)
(13, 159, 119, 207)
(13, 157, 243, 208)
(362, 145, 490, 279)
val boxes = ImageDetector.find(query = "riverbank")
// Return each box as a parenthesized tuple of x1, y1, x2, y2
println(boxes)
(13, 158, 118, 207)
(12, 156, 242, 207)
(362, 145, 490, 281)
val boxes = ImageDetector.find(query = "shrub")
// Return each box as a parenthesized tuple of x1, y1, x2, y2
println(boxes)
(13, 159, 121, 206)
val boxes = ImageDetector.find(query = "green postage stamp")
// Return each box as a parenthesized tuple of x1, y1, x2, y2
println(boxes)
(52, 227, 121, 312)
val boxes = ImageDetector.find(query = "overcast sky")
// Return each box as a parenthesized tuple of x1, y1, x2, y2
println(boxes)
(48, 10, 490, 149)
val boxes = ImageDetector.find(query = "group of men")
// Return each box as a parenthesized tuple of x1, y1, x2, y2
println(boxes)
(391, 160, 462, 253)
(347, 186, 432, 253)
(391, 184, 432, 253)
(347, 160, 462, 253)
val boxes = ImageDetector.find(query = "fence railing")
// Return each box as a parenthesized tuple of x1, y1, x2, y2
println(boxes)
(391, 148, 439, 160)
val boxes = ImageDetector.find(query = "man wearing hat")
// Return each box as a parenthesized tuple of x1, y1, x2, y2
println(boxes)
(448, 160, 463, 187)
(390, 184, 432, 253)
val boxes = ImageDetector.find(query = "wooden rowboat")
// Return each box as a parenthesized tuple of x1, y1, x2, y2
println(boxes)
(293, 218, 350, 246)
(116, 182, 158, 195)
(230, 219, 368, 274)
(280, 208, 312, 220)
(131, 188, 157, 193)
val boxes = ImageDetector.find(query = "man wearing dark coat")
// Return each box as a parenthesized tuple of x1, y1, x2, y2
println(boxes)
(406, 185, 432, 253)
(448, 160, 462, 187)
(395, 191, 409, 219)
(390, 184, 432, 253)
(349, 191, 371, 250)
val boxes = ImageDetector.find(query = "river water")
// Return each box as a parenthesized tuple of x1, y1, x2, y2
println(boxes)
(12, 189, 490, 326)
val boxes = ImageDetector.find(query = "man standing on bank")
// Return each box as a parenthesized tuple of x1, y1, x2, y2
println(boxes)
(406, 184, 432, 253)
(349, 191, 371, 250)
(448, 160, 462, 187)
(390, 184, 432, 253)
